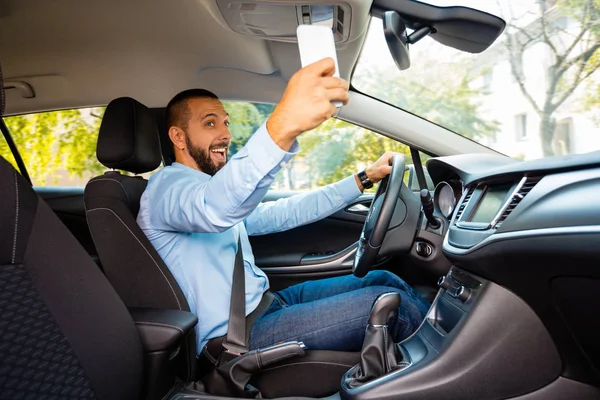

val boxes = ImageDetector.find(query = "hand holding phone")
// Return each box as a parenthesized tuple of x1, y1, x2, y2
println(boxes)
(296, 24, 343, 108)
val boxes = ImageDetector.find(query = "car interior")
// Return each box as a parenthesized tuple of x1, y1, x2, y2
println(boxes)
(1, 0, 600, 399)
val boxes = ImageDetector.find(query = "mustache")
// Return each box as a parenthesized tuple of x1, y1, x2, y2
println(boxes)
(209, 141, 230, 149)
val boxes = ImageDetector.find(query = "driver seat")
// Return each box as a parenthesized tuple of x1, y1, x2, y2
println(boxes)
(83, 97, 360, 397)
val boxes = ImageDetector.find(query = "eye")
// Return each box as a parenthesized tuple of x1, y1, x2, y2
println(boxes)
(206, 121, 215, 127)
(224, 121, 230, 127)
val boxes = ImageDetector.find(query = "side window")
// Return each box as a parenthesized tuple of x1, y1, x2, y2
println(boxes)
(0, 129, 20, 172)
(224, 101, 432, 192)
(2, 107, 107, 186)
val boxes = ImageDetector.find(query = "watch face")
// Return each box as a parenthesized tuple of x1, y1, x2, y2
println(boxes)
(359, 171, 372, 188)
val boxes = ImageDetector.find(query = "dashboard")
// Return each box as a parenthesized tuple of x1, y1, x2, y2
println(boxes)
(423, 149, 600, 385)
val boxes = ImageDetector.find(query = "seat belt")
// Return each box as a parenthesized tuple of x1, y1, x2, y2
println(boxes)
(221, 237, 249, 356)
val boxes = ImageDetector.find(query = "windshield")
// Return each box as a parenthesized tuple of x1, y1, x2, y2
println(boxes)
(352, 0, 600, 160)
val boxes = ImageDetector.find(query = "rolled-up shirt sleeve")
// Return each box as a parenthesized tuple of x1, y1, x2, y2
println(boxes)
(150, 122, 299, 233)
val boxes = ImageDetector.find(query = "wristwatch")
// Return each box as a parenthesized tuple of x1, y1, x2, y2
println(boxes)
(357, 170, 373, 190)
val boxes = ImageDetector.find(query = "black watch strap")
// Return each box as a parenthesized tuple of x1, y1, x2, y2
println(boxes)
(357, 170, 373, 190)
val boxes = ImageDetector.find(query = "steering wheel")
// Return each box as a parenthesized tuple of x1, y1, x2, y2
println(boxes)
(353, 154, 406, 278)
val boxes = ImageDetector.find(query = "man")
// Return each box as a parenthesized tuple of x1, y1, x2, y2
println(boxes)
(137, 58, 430, 356)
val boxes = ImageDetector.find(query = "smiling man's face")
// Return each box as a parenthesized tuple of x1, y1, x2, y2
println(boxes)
(183, 97, 232, 175)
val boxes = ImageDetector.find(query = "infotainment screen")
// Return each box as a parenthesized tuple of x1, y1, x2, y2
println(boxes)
(469, 185, 511, 223)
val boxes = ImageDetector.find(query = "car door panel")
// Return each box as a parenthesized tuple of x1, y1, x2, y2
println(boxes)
(249, 192, 373, 288)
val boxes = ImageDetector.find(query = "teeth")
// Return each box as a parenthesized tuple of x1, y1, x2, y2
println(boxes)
(211, 148, 226, 154)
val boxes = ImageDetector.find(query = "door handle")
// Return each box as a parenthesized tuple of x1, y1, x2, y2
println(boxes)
(347, 203, 370, 214)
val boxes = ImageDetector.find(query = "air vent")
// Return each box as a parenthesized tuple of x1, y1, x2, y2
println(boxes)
(454, 186, 474, 222)
(240, 3, 256, 11)
(494, 176, 543, 228)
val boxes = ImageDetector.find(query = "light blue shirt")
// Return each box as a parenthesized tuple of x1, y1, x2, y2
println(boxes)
(137, 122, 362, 354)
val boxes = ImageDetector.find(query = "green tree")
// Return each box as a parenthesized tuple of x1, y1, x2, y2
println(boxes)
(297, 118, 412, 187)
(2, 107, 105, 185)
(223, 101, 273, 155)
(353, 61, 500, 143)
(501, 0, 600, 156)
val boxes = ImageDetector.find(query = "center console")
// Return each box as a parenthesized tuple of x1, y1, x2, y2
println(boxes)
(340, 267, 562, 400)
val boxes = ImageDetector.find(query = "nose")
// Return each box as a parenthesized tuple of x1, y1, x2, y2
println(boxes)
(219, 123, 232, 141)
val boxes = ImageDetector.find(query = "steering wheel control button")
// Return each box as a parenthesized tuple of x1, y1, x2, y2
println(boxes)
(437, 276, 450, 290)
(415, 241, 433, 257)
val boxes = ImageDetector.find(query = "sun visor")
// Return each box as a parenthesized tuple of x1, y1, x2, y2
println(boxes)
(215, 1, 352, 42)
(372, 0, 506, 53)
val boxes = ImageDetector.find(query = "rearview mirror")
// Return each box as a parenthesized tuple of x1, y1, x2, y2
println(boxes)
(383, 10, 434, 71)
(383, 11, 411, 70)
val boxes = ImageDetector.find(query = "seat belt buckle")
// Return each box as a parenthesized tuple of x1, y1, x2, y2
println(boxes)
(222, 341, 249, 355)
(218, 340, 249, 365)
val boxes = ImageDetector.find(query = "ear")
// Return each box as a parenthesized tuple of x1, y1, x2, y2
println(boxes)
(168, 127, 186, 151)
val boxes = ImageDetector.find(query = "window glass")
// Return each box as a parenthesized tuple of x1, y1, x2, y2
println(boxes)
(223, 101, 429, 192)
(352, 3, 600, 161)
(2, 108, 107, 186)
(0, 130, 20, 172)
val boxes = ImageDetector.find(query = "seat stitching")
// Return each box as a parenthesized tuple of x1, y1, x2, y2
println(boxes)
(261, 361, 355, 372)
(87, 178, 131, 205)
(87, 207, 182, 310)
(12, 170, 19, 264)
(134, 321, 184, 333)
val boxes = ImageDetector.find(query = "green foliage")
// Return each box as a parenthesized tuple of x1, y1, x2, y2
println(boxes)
(220, 101, 414, 189)
(1, 99, 419, 190)
(353, 63, 500, 142)
(222, 101, 272, 155)
(298, 119, 412, 187)
(1, 107, 105, 185)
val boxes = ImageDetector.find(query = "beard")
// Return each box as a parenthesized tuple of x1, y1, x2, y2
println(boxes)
(184, 134, 227, 176)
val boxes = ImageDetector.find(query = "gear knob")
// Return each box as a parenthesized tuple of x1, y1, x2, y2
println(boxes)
(368, 292, 401, 326)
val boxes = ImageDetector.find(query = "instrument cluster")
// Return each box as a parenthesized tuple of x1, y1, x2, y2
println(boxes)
(433, 180, 464, 219)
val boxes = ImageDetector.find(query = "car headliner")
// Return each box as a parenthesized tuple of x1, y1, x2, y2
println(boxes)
(0, 0, 500, 157)
(0, 0, 373, 115)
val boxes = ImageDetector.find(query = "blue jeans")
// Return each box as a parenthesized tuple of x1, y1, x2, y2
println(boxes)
(248, 270, 431, 351)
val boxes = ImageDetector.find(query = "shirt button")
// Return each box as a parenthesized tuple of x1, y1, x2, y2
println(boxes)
(246, 183, 253, 190)
(280, 161, 287, 168)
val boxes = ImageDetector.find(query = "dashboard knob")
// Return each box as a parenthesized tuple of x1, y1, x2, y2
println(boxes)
(437, 276, 450, 290)
(452, 285, 471, 302)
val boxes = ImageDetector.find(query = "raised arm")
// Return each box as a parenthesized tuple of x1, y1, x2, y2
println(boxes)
(149, 124, 298, 233)
(147, 57, 351, 233)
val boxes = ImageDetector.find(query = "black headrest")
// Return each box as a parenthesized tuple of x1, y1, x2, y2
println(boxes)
(0, 62, 5, 117)
(97, 97, 162, 174)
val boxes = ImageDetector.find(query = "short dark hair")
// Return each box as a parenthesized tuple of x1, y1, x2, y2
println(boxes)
(165, 88, 219, 132)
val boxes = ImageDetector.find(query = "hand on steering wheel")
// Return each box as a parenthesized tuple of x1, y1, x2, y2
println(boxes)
(353, 154, 406, 277)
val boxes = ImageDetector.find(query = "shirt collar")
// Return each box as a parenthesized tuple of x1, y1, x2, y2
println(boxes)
(171, 161, 212, 181)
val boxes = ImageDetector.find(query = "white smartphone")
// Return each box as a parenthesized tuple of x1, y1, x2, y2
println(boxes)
(296, 24, 343, 107)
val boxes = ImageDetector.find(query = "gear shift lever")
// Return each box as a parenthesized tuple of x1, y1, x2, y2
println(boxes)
(346, 292, 403, 387)
(368, 291, 401, 325)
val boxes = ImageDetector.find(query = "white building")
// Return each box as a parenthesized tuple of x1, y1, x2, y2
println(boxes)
(471, 6, 600, 160)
